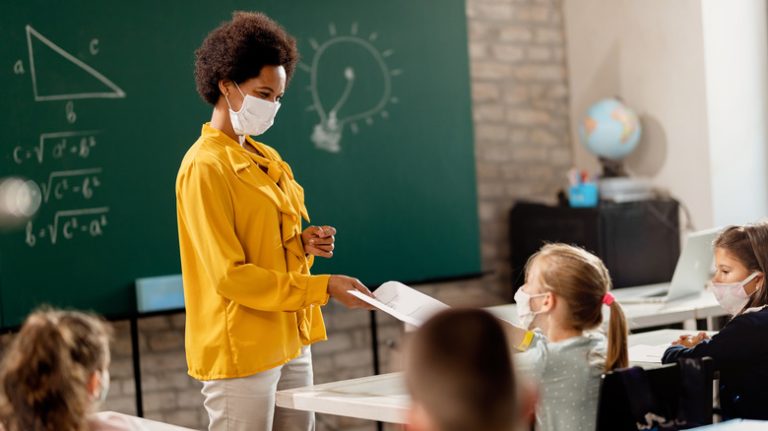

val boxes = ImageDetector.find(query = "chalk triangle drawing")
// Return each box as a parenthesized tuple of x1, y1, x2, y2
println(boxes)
(26, 25, 126, 101)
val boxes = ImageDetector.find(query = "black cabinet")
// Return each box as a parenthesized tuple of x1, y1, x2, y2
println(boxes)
(509, 200, 680, 289)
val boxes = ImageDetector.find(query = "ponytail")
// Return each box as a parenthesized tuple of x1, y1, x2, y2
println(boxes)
(605, 301, 629, 371)
(528, 244, 629, 372)
(0, 309, 111, 431)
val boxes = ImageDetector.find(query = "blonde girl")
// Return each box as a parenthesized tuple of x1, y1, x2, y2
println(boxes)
(510, 243, 628, 431)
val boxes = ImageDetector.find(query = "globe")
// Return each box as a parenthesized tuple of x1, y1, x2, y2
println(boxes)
(578, 98, 642, 161)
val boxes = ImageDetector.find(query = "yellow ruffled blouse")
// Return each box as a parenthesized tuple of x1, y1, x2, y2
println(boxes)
(176, 123, 330, 380)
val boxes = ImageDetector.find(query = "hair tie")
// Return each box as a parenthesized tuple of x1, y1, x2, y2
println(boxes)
(602, 292, 615, 306)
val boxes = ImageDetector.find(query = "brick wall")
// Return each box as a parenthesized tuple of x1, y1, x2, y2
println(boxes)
(467, 0, 572, 290)
(5, 0, 573, 429)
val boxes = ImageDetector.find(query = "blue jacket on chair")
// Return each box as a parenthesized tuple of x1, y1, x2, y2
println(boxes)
(663, 306, 768, 420)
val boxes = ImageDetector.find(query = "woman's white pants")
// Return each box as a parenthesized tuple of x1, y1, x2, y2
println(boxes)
(201, 346, 314, 431)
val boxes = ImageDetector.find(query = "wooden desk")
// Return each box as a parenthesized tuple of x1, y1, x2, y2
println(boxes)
(276, 328, 703, 424)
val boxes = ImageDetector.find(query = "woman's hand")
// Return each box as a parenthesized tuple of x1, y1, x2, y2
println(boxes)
(671, 332, 710, 348)
(328, 275, 375, 310)
(302, 225, 336, 258)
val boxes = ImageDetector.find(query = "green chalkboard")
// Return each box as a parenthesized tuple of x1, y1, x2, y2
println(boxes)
(0, 0, 480, 327)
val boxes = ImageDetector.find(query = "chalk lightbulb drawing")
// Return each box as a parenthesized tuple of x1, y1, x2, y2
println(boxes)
(301, 23, 401, 153)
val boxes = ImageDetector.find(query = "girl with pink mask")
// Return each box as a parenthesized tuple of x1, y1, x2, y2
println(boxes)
(663, 221, 768, 420)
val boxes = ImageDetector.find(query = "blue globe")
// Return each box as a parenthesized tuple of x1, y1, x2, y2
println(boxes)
(578, 98, 642, 161)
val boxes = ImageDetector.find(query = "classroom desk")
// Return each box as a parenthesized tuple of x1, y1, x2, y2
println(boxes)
(486, 286, 726, 331)
(628, 328, 715, 346)
(275, 328, 703, 424)
(691, 419, 768, 430)
(612, 285, 727, 328)
(93, 411, 196, 430)
(627, 328, 717, 368)
(276, 373, 408, 424)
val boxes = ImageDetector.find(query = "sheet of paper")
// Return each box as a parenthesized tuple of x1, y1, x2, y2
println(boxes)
(348, 281, 449, 326)
(628, 343, 670, 363)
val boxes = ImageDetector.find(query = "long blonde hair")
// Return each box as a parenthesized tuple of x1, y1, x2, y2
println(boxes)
(526, 243, 628, 371)
(0, 308, 112, 431)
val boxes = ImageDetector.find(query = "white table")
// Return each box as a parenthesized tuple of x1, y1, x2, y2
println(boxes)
(691, 420, 768, 430)
(487, 286, 726, 331)
(275, 372, 409, 424)
(613, 285, 726, 328)
(277, 328, 709, 424)
(628, 328, 715, 346)
(627, 329, 717, 368)
(93, 411, 196, 430)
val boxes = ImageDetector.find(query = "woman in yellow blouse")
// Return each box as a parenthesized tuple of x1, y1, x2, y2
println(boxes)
(176, 12, 373, 431)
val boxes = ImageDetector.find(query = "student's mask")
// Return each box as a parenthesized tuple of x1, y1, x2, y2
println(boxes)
(224, 82, 281, 137)
(514, 288, 548, 329)
(710, 272, 760, 315)
(95, 369, 110, 404)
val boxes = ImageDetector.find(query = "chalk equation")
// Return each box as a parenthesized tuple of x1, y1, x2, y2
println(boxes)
(25, 25, 126, 102)
(39, 168, 102, 203)
(11, 130, 108, 246)
(25, 206, 109, 247)
(13, 131, 99, 165)
(8, 24, 127, 248)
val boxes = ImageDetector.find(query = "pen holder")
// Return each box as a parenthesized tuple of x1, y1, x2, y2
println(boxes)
(569, 183, 599, 208)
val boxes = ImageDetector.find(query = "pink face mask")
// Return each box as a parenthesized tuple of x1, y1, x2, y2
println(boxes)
(710, 272, 760, 315)
(514, 287, 548, 329)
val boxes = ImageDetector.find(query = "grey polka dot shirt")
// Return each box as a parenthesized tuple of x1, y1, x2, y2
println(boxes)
(516, 330, 607, 431)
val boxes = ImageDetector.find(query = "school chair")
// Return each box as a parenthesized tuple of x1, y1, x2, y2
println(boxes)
(596, 357, 715, 431)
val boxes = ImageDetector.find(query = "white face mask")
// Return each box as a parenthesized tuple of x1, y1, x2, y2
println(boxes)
(514, 287, 548, 329)
(225, 83, 281, 137)
(94, 369, 110, 404)
(710, 272, 760, 315)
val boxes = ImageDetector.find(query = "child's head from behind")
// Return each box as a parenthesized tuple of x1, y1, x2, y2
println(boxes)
(405, 309, 516, 431)
(712, 221, 768, 314)
(521, 244, 610, 331)
(0, 308, 112, 431)
(519, 243, 627, 370)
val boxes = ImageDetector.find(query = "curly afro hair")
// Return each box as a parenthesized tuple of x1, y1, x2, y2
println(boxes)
(194, 11, 299, 105)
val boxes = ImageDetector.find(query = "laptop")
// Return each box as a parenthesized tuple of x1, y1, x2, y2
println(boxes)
(617, 228, 719, 304)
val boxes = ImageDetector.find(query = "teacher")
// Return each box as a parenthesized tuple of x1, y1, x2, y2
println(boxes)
(176, 11, 373, 431)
